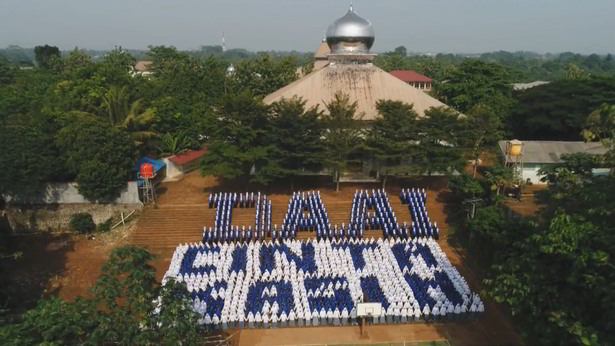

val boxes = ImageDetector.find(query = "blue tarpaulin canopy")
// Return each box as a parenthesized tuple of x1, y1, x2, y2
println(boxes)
(136, 157, 165, 187)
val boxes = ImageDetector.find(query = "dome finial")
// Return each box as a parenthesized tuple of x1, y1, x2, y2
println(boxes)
(326, 4, 375, 54)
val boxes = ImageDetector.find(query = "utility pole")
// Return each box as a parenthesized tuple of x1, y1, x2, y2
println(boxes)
(462, 197, 483, 248)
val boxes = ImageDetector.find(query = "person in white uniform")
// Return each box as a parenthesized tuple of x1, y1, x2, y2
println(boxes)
(247, 311, 254, 329)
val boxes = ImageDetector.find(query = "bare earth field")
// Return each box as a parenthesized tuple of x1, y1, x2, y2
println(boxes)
(4, 170, 534, 345)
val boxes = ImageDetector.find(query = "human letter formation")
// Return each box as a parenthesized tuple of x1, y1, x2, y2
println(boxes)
(203, 189, 440, 243)
(162, 238, 484, 330)
(205, 192, 273, 242)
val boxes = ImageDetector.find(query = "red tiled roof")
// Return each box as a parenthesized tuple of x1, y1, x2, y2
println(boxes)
(168, 149, 206, 165)
(134, 61, 153, 72)
(389, 70, 432, 83)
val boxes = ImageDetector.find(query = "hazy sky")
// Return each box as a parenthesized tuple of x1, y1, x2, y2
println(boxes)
(1, 0, 614, 54)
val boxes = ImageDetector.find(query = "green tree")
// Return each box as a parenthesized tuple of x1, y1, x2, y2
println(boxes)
(33, 44, 60, 69)
(55, 114, 136, 201)
(583, 103, 615, 169)
(394, 46, 407, 57)
(270, 96, 326, 190)
(201, 91, 282, 185)
(448, 173, 484, 202)
(433, 59, 514, 118)
(366, 100, 420, 189)
(415, 107, 466, 175)
(510, 77, 615, 140)
(103, 85, 130, 125)
(156, 132, 192, 156)
(102, 87, 157, 147)
(484, 164, 514, 196)
(0, 246, 204, 345)
(565, 63, 589, 80)
(230, 54, 299, 96)
(462, 103, 504, 177)
(485, 179, 614, 344)
(374, 53, 408, 72)
(0, 64, 14, 85)
(62, 48, 94, 72)
(301, 60, 315, 76)
(96, 48, 136, 87)
(322, 92, 364, 191)
(0, 114, 63, 198)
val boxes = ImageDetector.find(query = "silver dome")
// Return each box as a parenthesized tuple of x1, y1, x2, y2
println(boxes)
(326, 5, 375, 54)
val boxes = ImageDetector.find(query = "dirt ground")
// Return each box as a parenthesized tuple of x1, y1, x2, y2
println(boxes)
(1, 216, 139, 310)
(4, 170, 535, 345)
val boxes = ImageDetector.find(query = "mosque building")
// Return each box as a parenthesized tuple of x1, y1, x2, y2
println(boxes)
(264, 5, 453, 120)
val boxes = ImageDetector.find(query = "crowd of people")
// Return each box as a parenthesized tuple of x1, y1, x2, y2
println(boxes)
(162, 237, 484, 329)
(203, 189, 440, 243)
(401, 188, 440, 239)
(204, 192, 272, 243)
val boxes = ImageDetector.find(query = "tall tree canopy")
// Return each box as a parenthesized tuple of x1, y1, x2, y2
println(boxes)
(461, 103, 504, 177)
(0, 113, 64, 198)
(366, 100, 420, 188)
(55, 114, 136, 201)
(0, 246, 204, 345)
(33, 44, 60, 69)
(323, 92, 364, 191)
(484, 152, 615, 345)
(229, 54, 299, 97)
(415, 107, 466, 175)
(433, 59, 515, 118)
(200, 91, 281, 185)
(510, 77, 615, 140)
(270, 96, 326, 190)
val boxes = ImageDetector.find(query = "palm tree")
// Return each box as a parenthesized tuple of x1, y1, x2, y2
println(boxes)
(156, 132, 192, 157)
(102, 86, 157, 146)
(103, 86, 130, 125)
(117, 99, 158, 146)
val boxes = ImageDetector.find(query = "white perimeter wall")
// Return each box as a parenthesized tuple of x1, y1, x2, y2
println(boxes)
(523, 164, 611, 184)
(4, 181, 141, 204)
(163, 158, 183, 181)
(522, 164, 544, 184)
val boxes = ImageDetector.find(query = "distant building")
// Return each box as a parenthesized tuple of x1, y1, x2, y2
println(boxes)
(389, 70, 433, 91)
(513, 81, 550, 91)
(498, 140, 609, 184)
(132, 61, 153, 77)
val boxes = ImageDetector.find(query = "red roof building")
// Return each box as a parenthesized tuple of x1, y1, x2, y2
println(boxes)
(168, 149, 207, 166)
(389, 70, 433, 91)
(134, 61, 153, 72)
(163, 148, 207, 181)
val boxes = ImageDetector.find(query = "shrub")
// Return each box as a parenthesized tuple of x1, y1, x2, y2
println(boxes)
(97, 217, 113, 233)
(69, 213, 95, 234)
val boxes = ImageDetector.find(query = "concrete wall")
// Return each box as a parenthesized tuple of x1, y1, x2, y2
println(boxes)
(4, 204, 140, 233)
(162, 157, 202, 182)
(522, 164, 611, 184)
(522, 164, 544, 184)
(163, 158, 184, 181)
(5, 181, 141, 205)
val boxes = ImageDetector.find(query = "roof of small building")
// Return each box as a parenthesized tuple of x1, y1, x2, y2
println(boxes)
(264, 64, 451, 121)
(389, 70, 433, 83)
(168, 149, 207, 166)
(134, 61, 153, 72)
(314, 41, 331, 60)
(498, 140, 607, 164)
